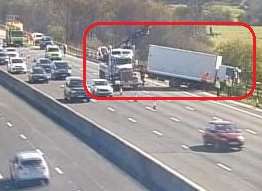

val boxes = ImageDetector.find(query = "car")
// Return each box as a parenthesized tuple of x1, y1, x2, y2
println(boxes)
(35, 58, 52, 79)
(64, 76, 90, 102)
(50, 60, 71, 80)
(89, 79, 113, 96)
(28, 66, 49, 83)
(7, 57, 27, 74)
(40, 36, 54, 50)
(202, 120, 245, 150)
(32, 32, 43, 46)
(0, 52, 9, 65)
(6, 51, 19, 64)
(9, 151, 50, 187)
(45, 45, 62, 60)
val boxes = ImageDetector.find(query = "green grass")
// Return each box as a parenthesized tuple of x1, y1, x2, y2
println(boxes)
(207, 5, 245, 21)
(208, 26, 262, 48)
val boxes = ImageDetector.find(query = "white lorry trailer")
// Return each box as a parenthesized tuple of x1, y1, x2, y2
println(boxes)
(147, 45, 240, 88)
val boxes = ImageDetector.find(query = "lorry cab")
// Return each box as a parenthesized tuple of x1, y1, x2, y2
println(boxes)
(111, 48, 134, 60)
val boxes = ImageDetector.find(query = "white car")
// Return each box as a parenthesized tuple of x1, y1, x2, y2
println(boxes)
(9, 151, 50, 186)
(45, 45, 62, 60)
(90, 79, 113, 96)
(32, 32, 44, 45)
(7, 57, 27, 73)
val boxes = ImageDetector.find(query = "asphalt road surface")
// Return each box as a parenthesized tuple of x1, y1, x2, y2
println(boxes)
(1, 46, 262, 191)
(0, 85, 148, 191)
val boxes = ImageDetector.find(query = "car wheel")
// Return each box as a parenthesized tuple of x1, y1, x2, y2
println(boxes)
(214, 141, 221, 151)
(43, 178, 49, 185)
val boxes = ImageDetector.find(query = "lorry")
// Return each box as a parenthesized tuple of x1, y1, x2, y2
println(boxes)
(99, 47, 142, 90)
(5, 20, 24, 47)
(147, 45, 240, 88)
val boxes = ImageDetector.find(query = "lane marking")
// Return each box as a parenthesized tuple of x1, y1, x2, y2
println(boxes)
(36, 149, 44, 155)
(245, 129, 257, 135)
(128, 117, 137, 123)
(212, 116, 223, 121)
(107, 107, 115, 112)
(198, 129, 204, 133)
(185, 106, 195, 111)
(152, 130, 163, 136)
(170, 117, 180, 122)
(145, 106, 157, 111)
(181, 145, 189, 150)
(19, 134, 27, 140)
(55, 167, 64, 175)
(217, 163, 232, 172)
(6, 122, 13, 127)
(0, 173, 3, 179)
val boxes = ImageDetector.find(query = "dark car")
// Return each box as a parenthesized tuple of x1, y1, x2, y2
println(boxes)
(0, 52, 8, 65)
(28, 66, 49, 83)
(40, 36, 54, 50)
(50, 61, 72, 80)
(64, 76, 90, 102)
(202, 120, 245, 150)
(35, 58, 52, 79)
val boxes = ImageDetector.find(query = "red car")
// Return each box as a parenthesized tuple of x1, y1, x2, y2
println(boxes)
(203, 120, 245, 150)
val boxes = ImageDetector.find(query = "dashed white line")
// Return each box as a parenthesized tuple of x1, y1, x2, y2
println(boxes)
(90, 99, 97, 103)
(55, 167, 64, 175)
(170, 117, 180, 122)
(6, 122, 13, 127)
(107, 107, 115, 112)
(212, 116, 223, 121)
(36, 149, 44, 155)
(19, 134, 27, 140)
(152, 130, 163, 136)
(145, 106, 157, 111)
(128, 117, 137, 123)
(217, 163, 232, 172)
(198, 129, 205, 133)
(181, 145, 189, 149)
(185, 106, 195, 111)
(0, 173, 3, 179)
(245, 129, 257, 135)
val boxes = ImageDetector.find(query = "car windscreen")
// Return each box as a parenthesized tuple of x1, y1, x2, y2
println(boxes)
(39, 59, 51, 64)
(36, 34, 42, 38)
(111, 51, 121, 55)
(215, 124, 239, 133)
(21, 159, 42, 166)
(33, 68, 45, 74)
(55, 62, 68, 69)
(48, 48, 59, 52)
(43, 37, 52, 41)
(10, 31, 23, 37)
(94, 81, 107, 86)
(12, 59, 23, 63)
(69, 79, 82, 87)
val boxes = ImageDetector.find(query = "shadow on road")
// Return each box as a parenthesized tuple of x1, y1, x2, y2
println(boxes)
(0, 178, 47, 190)
(189, 145, 241, 153)
(56, 98, 90, 104)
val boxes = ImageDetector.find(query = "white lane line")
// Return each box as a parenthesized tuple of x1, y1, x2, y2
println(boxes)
(6, 122, 13, 127)
(90, 99, 97, 103)
(170, 117, 180, 122)
(185, 106, 195, 111)
(198, 129, 204, 133)
(212, 116, 223, 121)
(107, 107, 115, 112)
(0, 173, 3, 179)
(152, 130, 163, 136)
(181, 145, 189, 149)
(245, 129, 257, 135)
(19, 134, 27, 140)
(217, 163, 232, 172)
(128, 117, 137, 123)
(145, 106, 157, 111)
(55, 167, 64, 175)
(36, 149, 44, 155)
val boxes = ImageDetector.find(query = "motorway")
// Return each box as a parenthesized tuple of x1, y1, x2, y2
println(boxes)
(1, 46, 262, 191)
(0, 79, 148, 190)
